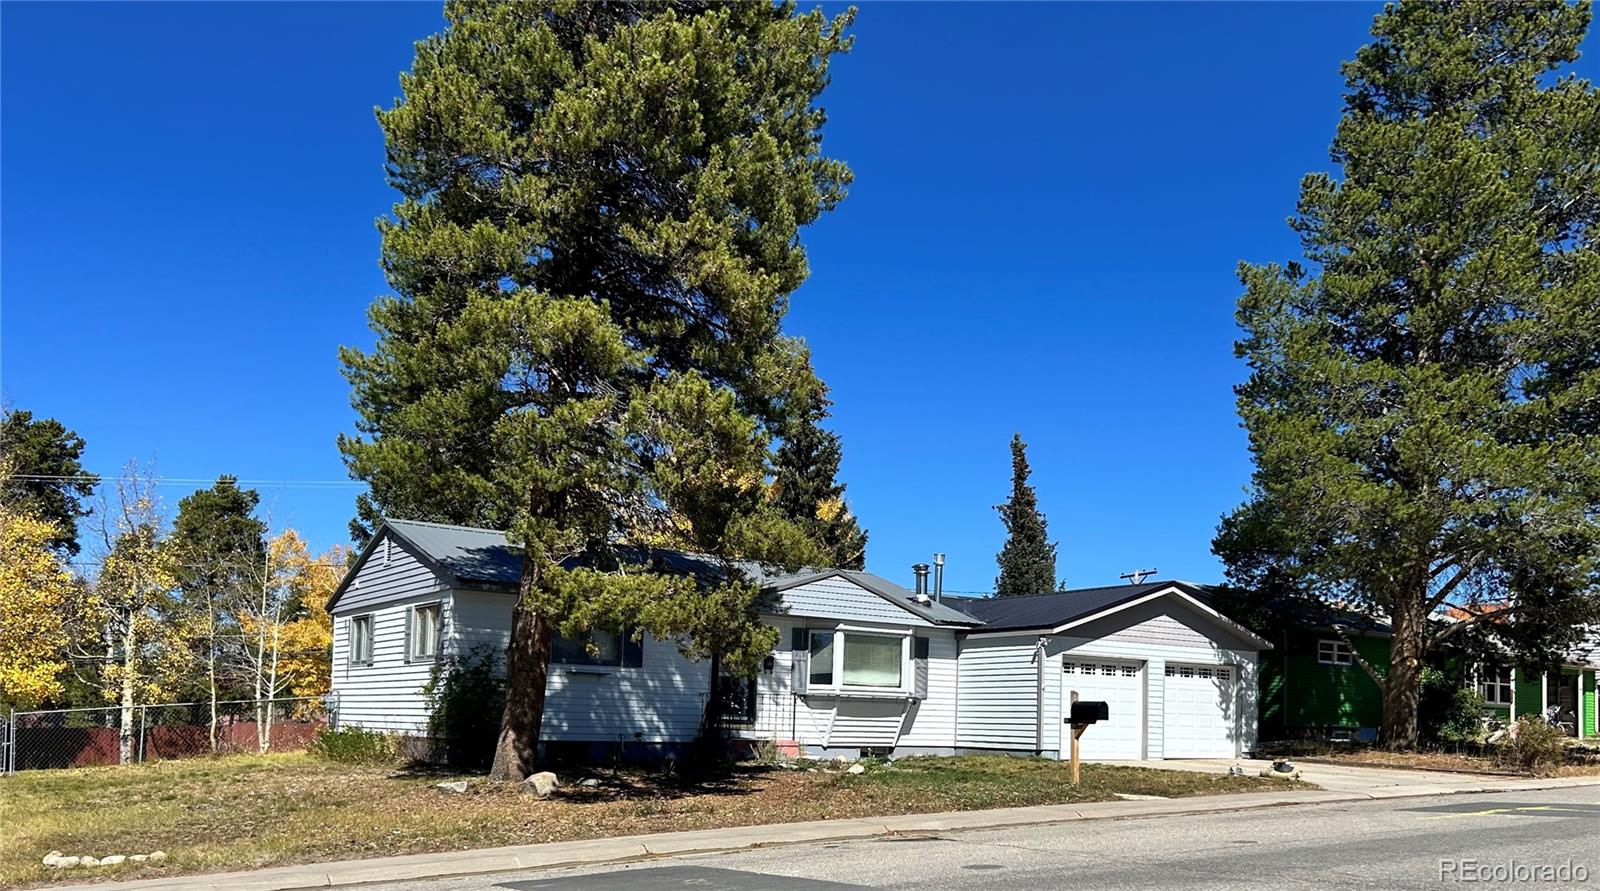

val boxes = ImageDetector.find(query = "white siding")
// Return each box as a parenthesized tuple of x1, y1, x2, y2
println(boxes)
(774, 576, 935, 626)
(958, 598, 1264, 758)
(956, 636, 1044, 751)
(331, 591, 448, 733)
(733, 618, 959, 751)
(332, 532, 444, 614)
(898, 631, 959, 748)
(448, 589, 712, 743)
(542, 637, 711, 743)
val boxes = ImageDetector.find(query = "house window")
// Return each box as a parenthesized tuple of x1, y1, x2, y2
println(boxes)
(719, 673, 757, 723)
(808, 631, 835, 687)
(1318, 639, 1353, 666)
(409, 603, 440, 662)
(843, 635, 903, 688)
(804, 630, 909, 691)
(552, 627, 644, 668)
(1478, 665, 1513, 706)
(349, 614, 373, 666)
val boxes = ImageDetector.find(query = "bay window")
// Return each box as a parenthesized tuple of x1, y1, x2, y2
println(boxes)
(804, 628, 908, 693)
(843, 634, 902, 688)
(808, 631, 835, 687)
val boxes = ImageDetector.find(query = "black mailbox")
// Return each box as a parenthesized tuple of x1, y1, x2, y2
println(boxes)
(1069, 700, 1110, 726)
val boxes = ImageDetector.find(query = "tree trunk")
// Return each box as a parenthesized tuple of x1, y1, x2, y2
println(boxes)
(119, 624, 138, 765)
(264, 621, 281, 754)
(207, 594, 219, 753)
(1380, 591, 1425, 749)
(488, 556, 552, 782)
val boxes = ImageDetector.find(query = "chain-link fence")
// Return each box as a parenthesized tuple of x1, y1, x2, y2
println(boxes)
(3, 696, 337, 774)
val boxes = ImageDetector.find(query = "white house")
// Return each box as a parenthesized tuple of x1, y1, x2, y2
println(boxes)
(328, 519, 1269, 760)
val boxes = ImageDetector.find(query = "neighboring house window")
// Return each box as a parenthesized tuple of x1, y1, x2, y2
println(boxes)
(409, 603, 441, 662)
(1478, 665, 1513, 706)
(552, 627, 644, 668)
(719, 673, 757, 723)
(1318, 639, 1353, 666)
(808, 631, 836, 686)
(805, 629, 907, 691)
(349, 614, 373, 666)
(843, 635, 903, 688)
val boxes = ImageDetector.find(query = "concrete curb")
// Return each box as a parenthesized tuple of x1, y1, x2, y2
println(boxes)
(44, 775, 1600, 891)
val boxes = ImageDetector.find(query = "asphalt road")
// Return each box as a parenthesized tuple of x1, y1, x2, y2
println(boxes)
(367, 787, 1600, 890)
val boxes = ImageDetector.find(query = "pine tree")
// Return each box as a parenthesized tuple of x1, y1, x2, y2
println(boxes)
(169, 477, 267, 737)
(772, 384, 867, 570)
(1216, 1, 1600, 748)
(340, 0, 853, 780)
(0, 409, 97, 556)
(994, 434, 1058, 595)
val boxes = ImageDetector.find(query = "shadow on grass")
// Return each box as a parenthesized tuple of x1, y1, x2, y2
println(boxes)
(386, 756, 782, 803)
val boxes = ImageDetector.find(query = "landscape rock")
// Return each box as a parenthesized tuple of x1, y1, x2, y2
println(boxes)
(130, 854, 149, 863)
(100, 855, 127, 866)
(149, 851, 168, 863)
(522, 771, 560, 798)
(53, 857, 81, 869)
(579, 778, 601, 788)
(845, 763, 866, 775)
(79, 857, 100, 868)
(435, 780, 470, 794)
(42, 851, 63, 867)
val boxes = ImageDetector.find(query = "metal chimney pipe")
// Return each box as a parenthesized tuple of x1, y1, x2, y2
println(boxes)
(932, 553, 946, 602)
(913, 563, 930, 600)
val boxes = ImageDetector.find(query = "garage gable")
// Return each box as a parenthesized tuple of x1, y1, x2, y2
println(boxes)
(1063, 592, 1264, 654)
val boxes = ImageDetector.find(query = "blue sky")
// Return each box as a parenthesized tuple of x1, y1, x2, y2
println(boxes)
(7, 3, 1593, 593)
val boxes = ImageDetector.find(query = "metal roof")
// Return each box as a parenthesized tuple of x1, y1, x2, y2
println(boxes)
(377, 519, 979, 626)
(766, 569, 984, 627)
(942, 582, 1178, 632)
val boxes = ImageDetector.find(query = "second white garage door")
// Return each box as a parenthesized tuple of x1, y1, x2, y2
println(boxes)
(1162, 663, 1238, 758)
(1061, 658, 1143, 759)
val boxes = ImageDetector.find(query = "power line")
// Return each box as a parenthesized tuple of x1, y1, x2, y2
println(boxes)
(11, 474, 365, 489)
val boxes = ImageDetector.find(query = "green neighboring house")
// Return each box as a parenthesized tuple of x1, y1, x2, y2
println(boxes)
(1253, 605, 1599, 742)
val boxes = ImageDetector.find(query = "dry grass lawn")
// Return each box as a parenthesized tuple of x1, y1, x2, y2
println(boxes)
(0, 753, 1297, 887)
(1302, 747, 1600, 777)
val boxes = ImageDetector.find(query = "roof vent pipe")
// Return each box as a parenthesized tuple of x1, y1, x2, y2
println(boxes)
(913, 563, 930, 602)
(932, 553, 945, 602)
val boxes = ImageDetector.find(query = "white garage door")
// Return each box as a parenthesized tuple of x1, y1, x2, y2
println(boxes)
(1162, 663, 1238, 758)
(1061, 658, 1143, 760)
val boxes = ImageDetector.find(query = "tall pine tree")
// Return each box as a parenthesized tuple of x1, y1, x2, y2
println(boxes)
(772, 382, 867, 570)
(0, 409, 97, 556)
(994, 434, 1058, 595)
(1216, 1, 1600, 747)
(341, 0, 853, 780)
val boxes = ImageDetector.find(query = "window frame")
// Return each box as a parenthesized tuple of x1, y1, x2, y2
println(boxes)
(551, 626, 644, 669)
(1478, 665, 1513, 706)
(407, 601, 442, 664)
(804, 627, 912, 695)
(1317, 638, 1354, 667)
(348, 613, 374, 667)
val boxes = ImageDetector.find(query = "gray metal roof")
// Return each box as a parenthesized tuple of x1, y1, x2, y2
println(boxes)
(766, 569, 984, 627)
(943, 582, 1179, 632)
(385, 519, 524, 587)
(378, 519, 979, 626)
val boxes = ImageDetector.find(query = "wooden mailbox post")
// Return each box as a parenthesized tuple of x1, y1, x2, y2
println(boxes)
(1065, 691, 1109, 785)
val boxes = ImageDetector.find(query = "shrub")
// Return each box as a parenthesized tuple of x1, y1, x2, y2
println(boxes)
(1419, 667, 1488, 746)
(309, 726, 397, 765)
(1496, 715, 1566, 776)
(425, 644, 506, 770)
